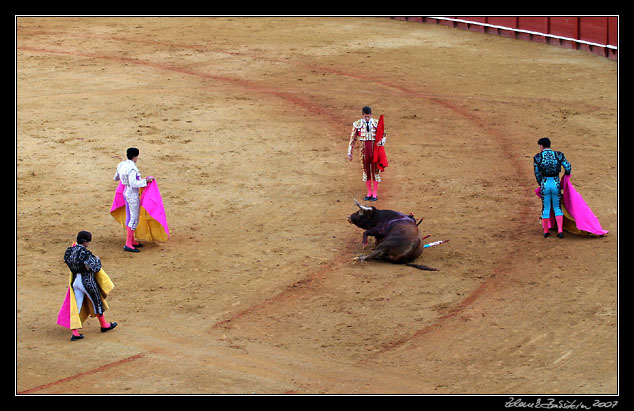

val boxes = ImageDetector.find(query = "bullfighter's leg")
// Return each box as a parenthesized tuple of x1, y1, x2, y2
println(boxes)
(540, 177, 564, 238)
(361, 145, 380, 201)
(85, 273, 117, 332)
(371, 164, 380, 201)
(362, 166, 380, 201)
(70, 275, 88, 340)
(71, 274, 101, 340)
(123, 191, 141, 252)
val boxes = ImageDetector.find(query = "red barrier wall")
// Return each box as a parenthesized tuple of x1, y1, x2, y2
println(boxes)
(392, 16, 618, 60)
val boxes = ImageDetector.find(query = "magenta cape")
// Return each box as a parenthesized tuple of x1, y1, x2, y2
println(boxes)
(110, 177, 170, 242)
(57, 288, 73, 328)
(535, 175, 608, 236)
(57, 287, 70, 328)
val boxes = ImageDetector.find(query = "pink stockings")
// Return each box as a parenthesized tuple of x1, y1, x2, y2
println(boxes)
(125, 227, 141, 252)
(365, 180, 379, 198)
(125, 226, 136, 249)
(555, 216, 563, 233)
(97, 314, 111, 328)
(542, 216, 564, 237)
(71, 315, 110, 339)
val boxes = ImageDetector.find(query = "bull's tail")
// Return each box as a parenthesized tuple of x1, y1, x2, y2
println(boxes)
(405, 262, 438, 271)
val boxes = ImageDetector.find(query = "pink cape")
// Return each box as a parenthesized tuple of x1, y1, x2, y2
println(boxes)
(56, 288, 72, 328)
(535, 175, 608, 236)
(110, 177, 170, 242)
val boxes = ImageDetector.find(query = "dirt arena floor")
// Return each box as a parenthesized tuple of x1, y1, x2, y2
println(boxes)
(16, 17, 618, 395)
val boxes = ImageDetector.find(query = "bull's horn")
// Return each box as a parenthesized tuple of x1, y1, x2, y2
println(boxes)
(354, 199, 373, 211)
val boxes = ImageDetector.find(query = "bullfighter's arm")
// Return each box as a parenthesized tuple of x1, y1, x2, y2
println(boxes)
(560, 152, 572, 175)
(84, 253, 102, 273)
(348, 126, 357, 160)
(127, 168, 148, 189)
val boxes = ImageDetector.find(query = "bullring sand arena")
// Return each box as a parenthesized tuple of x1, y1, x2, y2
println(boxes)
(16, 17, 617, 395)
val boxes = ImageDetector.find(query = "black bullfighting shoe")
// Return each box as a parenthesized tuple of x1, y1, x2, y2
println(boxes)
(124, 245, 140, 253)
(101, 322, 118, 333)
(70, 334, 84, 341)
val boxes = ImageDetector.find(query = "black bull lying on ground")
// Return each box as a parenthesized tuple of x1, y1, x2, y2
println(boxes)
(348, 200, 443, 271)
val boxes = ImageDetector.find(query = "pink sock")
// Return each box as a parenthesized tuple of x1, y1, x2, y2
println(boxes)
(555, 215, 564, 233)
(125, 227, 135, 249)
(372, 181, 379, 197)
(97, 314, 110, 328)
(365, 181, 372, 197)
(72, 329, 81, 337)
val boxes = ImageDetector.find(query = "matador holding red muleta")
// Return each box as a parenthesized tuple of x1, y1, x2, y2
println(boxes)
(347, 106, 388, 201)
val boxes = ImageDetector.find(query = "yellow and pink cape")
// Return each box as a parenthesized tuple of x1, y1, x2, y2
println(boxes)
(56, 266, 114, 330)
(535, 175, 608, 236)
(109, 177, 170, 242)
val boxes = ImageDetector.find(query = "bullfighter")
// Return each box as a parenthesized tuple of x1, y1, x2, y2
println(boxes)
(114, 147, 154, 252)
(347, 106, 386, 201)
(60, 231, 117, 341)
(533, 137, 572, 238)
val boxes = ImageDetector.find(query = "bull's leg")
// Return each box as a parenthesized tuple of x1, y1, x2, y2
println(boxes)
(362, 231, 371, 248)
(353, 246, 388, 263)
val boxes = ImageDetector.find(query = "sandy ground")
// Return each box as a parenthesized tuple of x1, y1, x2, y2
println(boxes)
(16, 17, 618, 395)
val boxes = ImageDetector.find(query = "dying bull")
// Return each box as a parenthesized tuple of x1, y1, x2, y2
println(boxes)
(348, 200, 439, 271)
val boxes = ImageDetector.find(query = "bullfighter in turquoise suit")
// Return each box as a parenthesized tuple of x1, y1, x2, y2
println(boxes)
(533, 137, 572, 238)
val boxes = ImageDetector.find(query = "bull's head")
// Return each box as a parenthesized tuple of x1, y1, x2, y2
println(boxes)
(348, 199, 376, 229)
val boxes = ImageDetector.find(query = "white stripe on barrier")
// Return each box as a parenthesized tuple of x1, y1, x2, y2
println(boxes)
(427, 17, 617, 50)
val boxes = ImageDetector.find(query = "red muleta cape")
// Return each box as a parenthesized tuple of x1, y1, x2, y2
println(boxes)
(372, 115, 388, 172)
